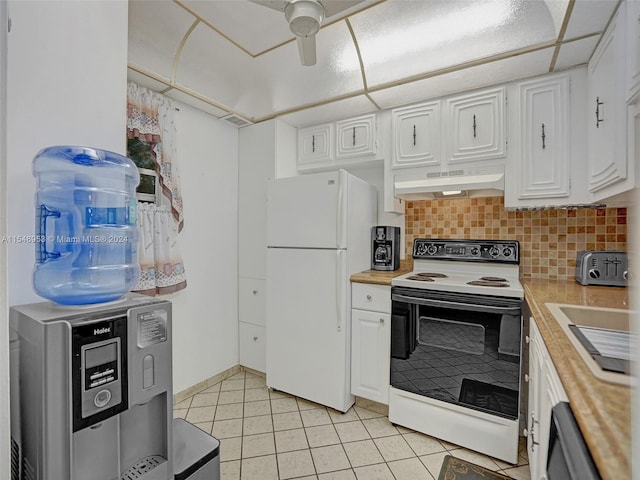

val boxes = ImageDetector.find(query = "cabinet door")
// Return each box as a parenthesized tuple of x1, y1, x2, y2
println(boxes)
(239, 278, 266, 327)
(298, 123, 333, 169)
(517, 75, 570, 199)
(627, 0, 640, 102)
(351, 308, 391, 404)
(391, 101, 441, 168)
(587, 8, 627, 193)
(336, 114, 377, 159)
(526, 321, 545, 480)
(527, 320, 568, 480)
(445, 87, 506, 164)
(239, 322, 266, 373)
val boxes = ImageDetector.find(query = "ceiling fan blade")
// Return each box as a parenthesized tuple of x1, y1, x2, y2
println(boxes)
(297, 35, 317, 66)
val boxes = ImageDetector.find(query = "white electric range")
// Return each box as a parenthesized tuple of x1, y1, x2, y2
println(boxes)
(388, 238, 525, 464)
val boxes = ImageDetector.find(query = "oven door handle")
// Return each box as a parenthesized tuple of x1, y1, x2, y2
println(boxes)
(391, 293, 521, 315)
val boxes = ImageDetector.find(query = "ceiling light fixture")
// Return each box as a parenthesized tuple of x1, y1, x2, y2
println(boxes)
(285, 0, 324, 37)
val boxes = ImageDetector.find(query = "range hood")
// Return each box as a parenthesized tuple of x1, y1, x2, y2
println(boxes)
(394, 166, 505, 200)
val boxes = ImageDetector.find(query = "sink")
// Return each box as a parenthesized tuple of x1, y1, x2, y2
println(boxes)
(545, 303, 632, 386)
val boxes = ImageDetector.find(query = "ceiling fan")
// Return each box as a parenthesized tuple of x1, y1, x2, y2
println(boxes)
(250, 0, 364, 66)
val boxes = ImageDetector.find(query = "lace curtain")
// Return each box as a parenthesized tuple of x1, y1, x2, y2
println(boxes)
(127, 82, 187, 295)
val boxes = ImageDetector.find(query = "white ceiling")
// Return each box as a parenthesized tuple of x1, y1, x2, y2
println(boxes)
(127, 0, 620, 127)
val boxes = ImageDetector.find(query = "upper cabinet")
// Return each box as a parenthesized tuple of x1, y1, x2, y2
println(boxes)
(390, 86, 506, 172)
(297, 114, 380, 172)
(626, 0, 640, 102)
(336, 114, 377, 159)
(444, 87, 506, 165)
(391, 101, 441, 169)
(298, 123, 333, 169)
(505, 70, 591, 209)
(587, 4, 630, 198)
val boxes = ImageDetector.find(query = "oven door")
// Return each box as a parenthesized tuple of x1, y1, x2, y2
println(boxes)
(391, 286, 523, 419)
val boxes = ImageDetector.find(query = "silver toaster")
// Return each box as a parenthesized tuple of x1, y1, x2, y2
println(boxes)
(575, 251, 628, 287)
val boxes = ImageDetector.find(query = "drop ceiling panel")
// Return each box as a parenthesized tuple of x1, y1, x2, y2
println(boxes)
(241, 21, 365, 119)
(178, 0, 291, 55)
(554, 36, 599, 70)
(279, 95, 378, 127)
(173, 21, 259, 117)
(128, 0, 196, 80)
(563, 0, 619, 40)
(351, 0, 557, 88)
(369, 47, 556, 110)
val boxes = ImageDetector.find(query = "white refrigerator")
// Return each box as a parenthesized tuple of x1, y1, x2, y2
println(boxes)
(266, 170, 377, 412)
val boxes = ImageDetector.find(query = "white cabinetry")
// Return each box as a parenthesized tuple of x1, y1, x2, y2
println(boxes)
(587, 5, 630, 199)
(297, 114, 379, 171)
(444, 87, 506, 164)
(336, 114, 377, 159)
(351, 283, 391, 405)
(627, 0, 640, 102)
(526, 319, 568, 480)
(390, 86, 506, 172)
(238, 119, 296, 372)
(391, 101, 441, 168)
(506, 69, 589, 208)
(298, 123, 333, 169)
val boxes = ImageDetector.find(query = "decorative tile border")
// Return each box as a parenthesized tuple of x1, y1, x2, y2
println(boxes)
(404, 197, 627, 280)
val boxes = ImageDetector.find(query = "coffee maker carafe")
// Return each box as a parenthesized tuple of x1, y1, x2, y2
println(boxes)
(371, 226, 400, 271)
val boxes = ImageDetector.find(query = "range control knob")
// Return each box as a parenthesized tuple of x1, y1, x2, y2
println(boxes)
(502, 247, 513, 258)
(470, 247, 480, 256)
(489, 246, 500, 258)
(589, 269, 601, 279)
(426, 244, 438, 255)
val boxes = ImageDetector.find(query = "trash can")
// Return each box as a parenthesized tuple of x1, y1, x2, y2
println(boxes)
(173, 418, 220, 480)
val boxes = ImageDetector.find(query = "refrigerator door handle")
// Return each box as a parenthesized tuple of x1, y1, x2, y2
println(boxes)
(336, 172, 344, 248)
(336, 250, 345, 332)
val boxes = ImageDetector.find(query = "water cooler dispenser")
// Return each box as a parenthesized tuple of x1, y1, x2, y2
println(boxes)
(9, 295, 220, 480)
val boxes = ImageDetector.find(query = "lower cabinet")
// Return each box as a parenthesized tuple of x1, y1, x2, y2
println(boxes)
(239, 322, 266, 373)
(526, 319, 568, 480)
(239, 278, 266, 372)
(351, 283, 391, 404)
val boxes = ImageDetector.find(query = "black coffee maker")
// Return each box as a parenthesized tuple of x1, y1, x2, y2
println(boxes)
(371, 226, 400, 271)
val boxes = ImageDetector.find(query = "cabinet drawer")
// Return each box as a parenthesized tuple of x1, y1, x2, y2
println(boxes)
(239, 322, 266, 373)
(239, 278, 266, 327)
(352, 283, 391, 313)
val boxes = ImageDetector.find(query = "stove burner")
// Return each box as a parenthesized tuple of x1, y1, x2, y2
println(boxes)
(407, 275, 435, 282)
(414, 272, 448, 278)
(480, 276, 508, 283)
(467, 280, 510, 287)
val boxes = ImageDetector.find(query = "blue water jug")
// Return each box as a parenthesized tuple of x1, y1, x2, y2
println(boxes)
(32, 146, 140, 305)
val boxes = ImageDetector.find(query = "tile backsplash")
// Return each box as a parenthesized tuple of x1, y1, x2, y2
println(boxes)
(405, 197, 627, 280)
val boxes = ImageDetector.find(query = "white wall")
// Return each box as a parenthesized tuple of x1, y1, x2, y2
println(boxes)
(2, 1, 129, 477)
(167, 102, 239, 393)
(6, 1, 129, 306)
(0, 0, 9, 474)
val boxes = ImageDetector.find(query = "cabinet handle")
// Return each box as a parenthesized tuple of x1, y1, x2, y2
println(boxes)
(473, 114, 477, 138)
(253, 290, 258, 295)
(541, 123, 546, 149)
(412, 124, 416, 146)
(366, 294, 372, 300)
(312, 134, 316, 152)
(352, 126, 356, 146)
(595, 97, 604, 128)
(524, 374, 531, 383)
(525, 335, 530, 344)
(379, 318, 385, 325)
(253, 336, 258, 342)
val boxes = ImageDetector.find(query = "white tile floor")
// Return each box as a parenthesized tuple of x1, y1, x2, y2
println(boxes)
(174, 370, 532, 480)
